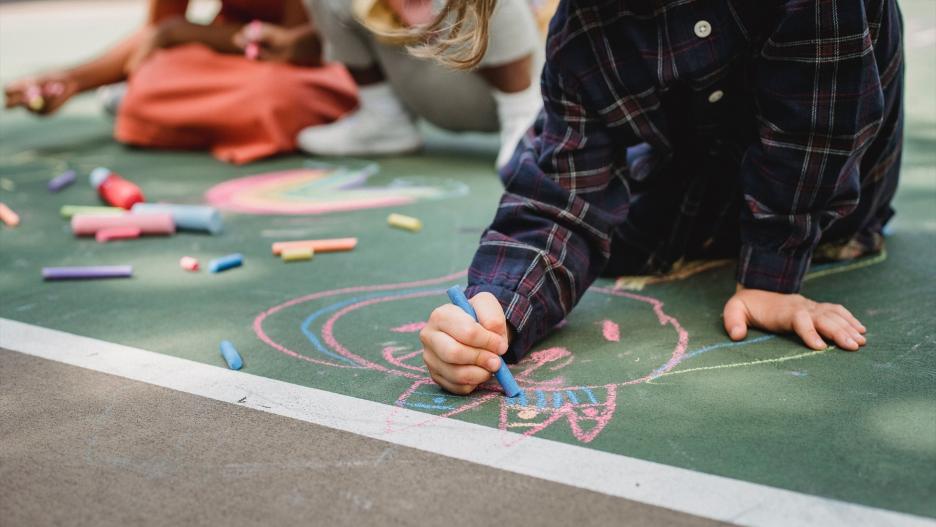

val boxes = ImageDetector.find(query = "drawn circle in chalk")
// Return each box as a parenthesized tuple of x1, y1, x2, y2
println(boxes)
(204, 165, 467, 215)
(253, 273, 688, 391)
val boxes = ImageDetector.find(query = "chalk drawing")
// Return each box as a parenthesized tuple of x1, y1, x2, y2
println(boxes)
(204, 163, 467, 215)
(601, 320, 620, 342)
(253, 252, 886, 445)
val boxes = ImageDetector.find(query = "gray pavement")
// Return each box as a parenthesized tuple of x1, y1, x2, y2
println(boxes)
(0, 348, 723, 527)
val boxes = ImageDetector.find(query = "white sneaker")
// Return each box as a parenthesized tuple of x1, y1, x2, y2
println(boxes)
(493, 83, 543, 169)
(297, 83, 422, 156)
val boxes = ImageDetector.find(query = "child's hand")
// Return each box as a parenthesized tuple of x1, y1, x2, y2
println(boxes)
(232, 23, 322, 67)
(723, 286, 867, 351)
(419, 292, 509, 395)
(4, 73, 78, 115)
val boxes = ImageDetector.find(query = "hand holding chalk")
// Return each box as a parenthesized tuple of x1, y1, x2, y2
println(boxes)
(446, 287, 521, 397)
(418, 287, 520, 397)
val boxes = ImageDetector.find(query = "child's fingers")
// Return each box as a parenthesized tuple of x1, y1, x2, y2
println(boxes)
(431, 304, 504, 354)
(792, 310, 826, 350)
(469, 292, 509, 353)
(814, 313, 860, 351)
(420, 329, 501, 372)
(819, 311, 865, 345)
(422, 348, 491, 387)
(722, 297, 748, 341)
(831, 304, 866, 334)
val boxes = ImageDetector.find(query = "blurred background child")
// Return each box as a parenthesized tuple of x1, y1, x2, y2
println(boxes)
(4, 0, 357, 164)
(298, 0, 546, 168)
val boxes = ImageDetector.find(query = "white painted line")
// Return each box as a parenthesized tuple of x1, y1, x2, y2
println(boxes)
(1, 317, 932, 527)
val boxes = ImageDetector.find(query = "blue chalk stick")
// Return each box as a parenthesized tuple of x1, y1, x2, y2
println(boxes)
(131, 203, 223, 234)
(446, 286, 521, 398)
(219, 340, 243, 370)
(209, 253, 243, 273)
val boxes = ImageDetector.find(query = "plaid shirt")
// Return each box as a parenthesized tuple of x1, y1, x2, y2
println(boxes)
(466, 0, 904, 361)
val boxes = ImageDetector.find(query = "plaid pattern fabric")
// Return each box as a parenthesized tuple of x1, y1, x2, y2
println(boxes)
(466, 0, 904, 361)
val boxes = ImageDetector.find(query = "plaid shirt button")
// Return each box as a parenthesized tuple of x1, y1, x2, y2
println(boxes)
(707, 90, 724, 103)
(694, 20, 712, 38)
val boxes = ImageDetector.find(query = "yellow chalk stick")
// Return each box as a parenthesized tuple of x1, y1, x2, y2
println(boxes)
(387, 213, 422, 233)
(281, 247, 314, 262)
(60, 205, 124, 218)
(0, 202, 20, 227)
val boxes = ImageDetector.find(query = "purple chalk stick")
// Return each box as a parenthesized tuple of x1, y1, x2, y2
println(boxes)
(42, 265, 133, 281)
(48, 170, 77, 192)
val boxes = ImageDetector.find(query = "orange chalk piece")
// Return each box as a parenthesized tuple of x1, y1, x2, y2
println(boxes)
(271, 237, 357, 256)
(72, 213, 175, 236)
(95, 226, 142, 243)
(0, 202, 20, 227)
(179, 256, 200, 271)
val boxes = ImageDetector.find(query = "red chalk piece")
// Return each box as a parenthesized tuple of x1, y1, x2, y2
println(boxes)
(180, 256, 200, 271)
(95, 226, 142, 243)
(90, 167, 145, 210)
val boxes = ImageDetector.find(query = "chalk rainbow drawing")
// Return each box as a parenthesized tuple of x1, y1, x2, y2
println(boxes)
(205, 164, 467, 215)
(253, 252, 886, 445)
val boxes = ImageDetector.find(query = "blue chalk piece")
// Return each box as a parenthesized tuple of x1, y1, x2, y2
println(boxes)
(219, 340, 243, 370)
(48, 170, 76, 193)
(446, 285, 521, 398)
(131, 203, 223, 234)
(209, 253, 243, 273)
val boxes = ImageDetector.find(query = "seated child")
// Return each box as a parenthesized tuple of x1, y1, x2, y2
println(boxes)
(297, 0, 546, 168)
(416, 0, 903, 394)
(4, 0, 357, 164)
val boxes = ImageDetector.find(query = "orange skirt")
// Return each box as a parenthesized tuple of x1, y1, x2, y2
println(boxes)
(115, 44, 358, 164)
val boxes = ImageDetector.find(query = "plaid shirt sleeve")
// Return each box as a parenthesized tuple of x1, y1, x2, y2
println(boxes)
(736, 3, 891, 292)
(465, 35, 640, 362)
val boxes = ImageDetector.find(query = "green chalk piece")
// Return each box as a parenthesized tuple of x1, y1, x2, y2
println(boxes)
(60, 205, 124, 218)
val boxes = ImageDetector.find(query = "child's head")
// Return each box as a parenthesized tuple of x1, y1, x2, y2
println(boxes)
(375, 0, 496, 69)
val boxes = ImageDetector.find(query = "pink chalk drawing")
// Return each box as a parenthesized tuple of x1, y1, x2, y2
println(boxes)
(253, 271, 691, 446)
(391, 322, 426, 333)
(601, 319, 621, 342)
(204, 164, 466, 215)
(252, 254, 885, 445)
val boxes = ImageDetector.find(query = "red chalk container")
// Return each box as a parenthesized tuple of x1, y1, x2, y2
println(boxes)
(95, 226, 142, 243)
(90, 167, 145, 210)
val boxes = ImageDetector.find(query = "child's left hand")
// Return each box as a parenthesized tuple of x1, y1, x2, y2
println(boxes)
(723, 286, 867, 351)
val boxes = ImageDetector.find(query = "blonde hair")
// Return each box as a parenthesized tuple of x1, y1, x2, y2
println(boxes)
(373, 0, 498, 70)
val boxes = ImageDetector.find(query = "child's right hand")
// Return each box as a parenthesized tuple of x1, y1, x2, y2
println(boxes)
(4, 73, 78, 115)
(419, 292, 510, 395)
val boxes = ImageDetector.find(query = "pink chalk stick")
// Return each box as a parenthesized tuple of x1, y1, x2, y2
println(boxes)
(95, 226, 142, 243)
(72, 213, 175, 236)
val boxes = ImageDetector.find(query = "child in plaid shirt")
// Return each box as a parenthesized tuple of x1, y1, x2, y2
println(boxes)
(415, 0, 902, 395)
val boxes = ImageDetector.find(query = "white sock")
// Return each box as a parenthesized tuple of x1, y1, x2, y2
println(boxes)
(493, 83, 543, 169)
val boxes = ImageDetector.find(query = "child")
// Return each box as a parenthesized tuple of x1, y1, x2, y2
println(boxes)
(417, 0, 903, 395)
(297, 0, 545, 168)
(4, 0, 357, 164)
